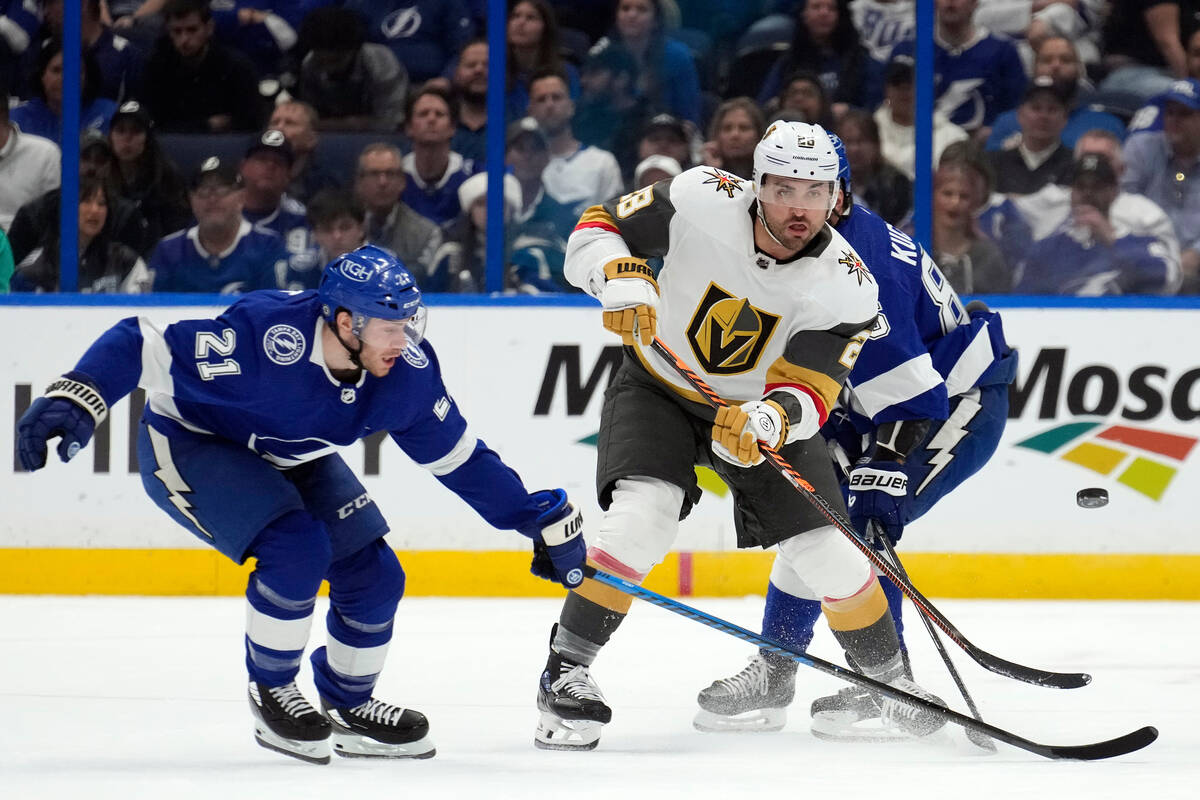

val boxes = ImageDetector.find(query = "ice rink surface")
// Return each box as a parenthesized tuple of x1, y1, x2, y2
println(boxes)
(4, 594, 1196, 800)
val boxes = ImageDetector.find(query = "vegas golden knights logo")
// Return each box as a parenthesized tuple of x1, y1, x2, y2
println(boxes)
(685, 283, 780, 374)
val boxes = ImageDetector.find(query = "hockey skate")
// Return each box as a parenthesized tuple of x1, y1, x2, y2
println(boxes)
(809, 677, 946, 743)
(693, 652, 798, 732)
(248, 681, 332, 764)
(321, 697, 436, 759)
(534, 650, 612, 751)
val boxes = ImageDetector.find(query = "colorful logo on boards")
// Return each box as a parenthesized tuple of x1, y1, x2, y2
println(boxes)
(1014, 422, 1197, 501)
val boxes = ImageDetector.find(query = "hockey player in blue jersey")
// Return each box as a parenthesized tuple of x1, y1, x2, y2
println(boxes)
(695, 131, 1018, 741)
(15, 245, 587, 765)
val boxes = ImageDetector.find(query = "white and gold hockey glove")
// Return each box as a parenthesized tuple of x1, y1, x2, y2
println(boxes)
(600, 257, 659, 346)
(711, 400, 789, 467)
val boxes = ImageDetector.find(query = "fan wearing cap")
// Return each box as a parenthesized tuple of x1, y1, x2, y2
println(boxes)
(107, 100, 192, 247)
(873, 54, 969, 181)
(635, 112, 694, 176)
(15, 244, 587, 763)
(527, 123, 946, 754)
(1014, 152, 1181, 294)
(506, 116, 579, 243)
(240, 129, 318, 284)
(148, 156, 288, 293)
(527, 69, 624, 218)
(1122, 78, 1200, 292)
(984, 76, 1075, 195)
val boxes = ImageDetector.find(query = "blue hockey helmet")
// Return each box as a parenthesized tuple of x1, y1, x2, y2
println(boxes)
(318, 245, 427, 344)
(827, 131, 852, 196)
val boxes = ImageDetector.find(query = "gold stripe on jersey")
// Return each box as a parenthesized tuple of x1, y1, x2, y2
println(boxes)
(577, 205, 616, 228)
(765, 357, 843, 416)
(684, 282, 780, 375)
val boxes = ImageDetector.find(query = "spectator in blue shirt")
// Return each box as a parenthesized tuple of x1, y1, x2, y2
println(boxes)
(603, 0, 701, 125)
(150, 157, 287, 293)
(506, 0, 580, 119)
(9, 39, 116, 143)
(401, 85, 476, 226)
(1122, 79, 1200, 292)
(449, 38, 489, 166)
(342, 0, 472, 84)
(987, 35, 1127, 152)
(890, 0, 1025, 137)
(239, 129, 317, 286)
(209, 1, 306, 79)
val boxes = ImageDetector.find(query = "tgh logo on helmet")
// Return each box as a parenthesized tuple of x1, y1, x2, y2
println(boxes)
(339, 257, 375, 282)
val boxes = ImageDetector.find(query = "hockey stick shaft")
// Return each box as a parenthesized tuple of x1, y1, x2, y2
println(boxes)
(585, 567, 1156, 761)
(873, 524, 996, 752)
(648, 335, 1090, 689)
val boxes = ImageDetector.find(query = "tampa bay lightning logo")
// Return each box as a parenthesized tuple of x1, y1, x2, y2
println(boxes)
(381, 8, 422, 39)
(400, 341, 428, 368)
(262, 324, 306, 365)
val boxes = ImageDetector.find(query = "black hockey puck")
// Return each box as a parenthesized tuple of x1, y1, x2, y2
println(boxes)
(1076, 488, 1109, 508)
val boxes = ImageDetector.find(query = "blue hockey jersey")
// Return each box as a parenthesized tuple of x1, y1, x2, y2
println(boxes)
(1014, 224, 1178, 295)
(891, 31, 1025, 130)
(244, 196, 321, 288)
(836, 204, 1011, 430)
(150, 221, 288, 294)
(69, 290, 545, 530)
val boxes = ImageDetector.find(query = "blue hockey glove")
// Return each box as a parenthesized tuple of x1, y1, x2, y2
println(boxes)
(16, 373, 108, 472)
(846, 459, 910, 545)
(521, 489, 586, 589)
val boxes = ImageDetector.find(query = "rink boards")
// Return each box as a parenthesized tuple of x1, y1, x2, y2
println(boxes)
(2, 298, 1198, 598)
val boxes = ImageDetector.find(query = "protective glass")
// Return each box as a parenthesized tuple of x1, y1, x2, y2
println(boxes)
(358, 305, 428, 350)
(757, 177, 836, 212)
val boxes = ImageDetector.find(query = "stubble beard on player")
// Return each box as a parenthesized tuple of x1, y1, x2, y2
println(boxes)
(765, 210, 816, 254)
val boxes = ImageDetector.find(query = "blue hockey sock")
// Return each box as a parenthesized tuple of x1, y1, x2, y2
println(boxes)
(761, 582, 823, 654)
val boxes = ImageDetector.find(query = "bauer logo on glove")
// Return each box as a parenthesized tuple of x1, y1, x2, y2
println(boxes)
(848, 467, 908, 495)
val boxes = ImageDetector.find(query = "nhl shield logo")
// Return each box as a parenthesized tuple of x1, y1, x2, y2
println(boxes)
(262, 324, 306, 365)
(341, 387, 357, 404)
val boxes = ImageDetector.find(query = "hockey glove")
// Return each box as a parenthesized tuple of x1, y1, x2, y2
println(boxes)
(711, 400, 788, 467)
(522, 489, 586, 589)
(847, 459, 910, 545)
(600, 257, 659, 346)
(16, 372, 108, 472)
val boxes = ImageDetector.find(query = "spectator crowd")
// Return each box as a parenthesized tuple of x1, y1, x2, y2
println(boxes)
(2, 0, 1200, 295)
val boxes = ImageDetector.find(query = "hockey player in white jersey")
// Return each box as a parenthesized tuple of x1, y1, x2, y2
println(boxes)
(694, 132, 1017, 742)
(15, 246, 588, 765)
(532, 121, 947, 752)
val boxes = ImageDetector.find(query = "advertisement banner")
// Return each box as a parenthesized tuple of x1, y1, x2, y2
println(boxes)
(2, 302, 1198, 596)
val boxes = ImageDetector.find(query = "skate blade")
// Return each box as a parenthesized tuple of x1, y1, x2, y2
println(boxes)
(534, 712, 602, 751)
(810, 712, 951, 745)
(331, 731, 436, 759)
(692, 707, 787, 733)
(253, 727, 331, 765)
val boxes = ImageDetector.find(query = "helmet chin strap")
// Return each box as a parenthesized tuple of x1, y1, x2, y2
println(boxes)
(756, 200, 788, 249)
(330, 321, 366, 371)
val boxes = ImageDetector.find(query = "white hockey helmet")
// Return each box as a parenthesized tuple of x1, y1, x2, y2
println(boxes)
(753, 121, 840, 214)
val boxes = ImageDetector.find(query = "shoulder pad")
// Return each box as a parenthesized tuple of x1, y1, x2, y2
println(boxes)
(822, 226, 881, 325)
(667, 166, 755, 229)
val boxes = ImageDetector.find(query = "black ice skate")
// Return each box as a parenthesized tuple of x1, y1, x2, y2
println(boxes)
(320, 697, 436, 759)
(809, 678, 946, 743)
(248, 681, 332, 764)
(693, 652, 798, 732)
(534, 650, 612, 751)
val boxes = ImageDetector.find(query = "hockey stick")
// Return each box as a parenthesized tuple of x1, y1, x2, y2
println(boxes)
(648, 335, 1090, 690)
(584, 567, 1156, 761)
(871, 523, 996, 753)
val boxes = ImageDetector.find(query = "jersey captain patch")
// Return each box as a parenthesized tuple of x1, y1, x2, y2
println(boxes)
(701, 169, 745, 198)
(685, 282, 780, 375)
(838, 249, 873, 286)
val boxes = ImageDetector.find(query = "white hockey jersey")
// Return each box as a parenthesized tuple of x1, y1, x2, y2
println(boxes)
(566, 165, 879, 422)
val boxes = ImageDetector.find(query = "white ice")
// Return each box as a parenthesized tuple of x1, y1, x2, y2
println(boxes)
(4, 595, 1196, 800)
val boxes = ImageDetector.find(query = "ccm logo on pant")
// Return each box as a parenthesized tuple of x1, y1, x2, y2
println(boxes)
(337, 493, 374, 519)
(849, 469, 908, 496)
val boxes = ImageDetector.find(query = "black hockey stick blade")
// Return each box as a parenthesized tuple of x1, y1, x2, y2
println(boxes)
(583, 567, 1158, 761)
(647, 335, 1092, 691)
